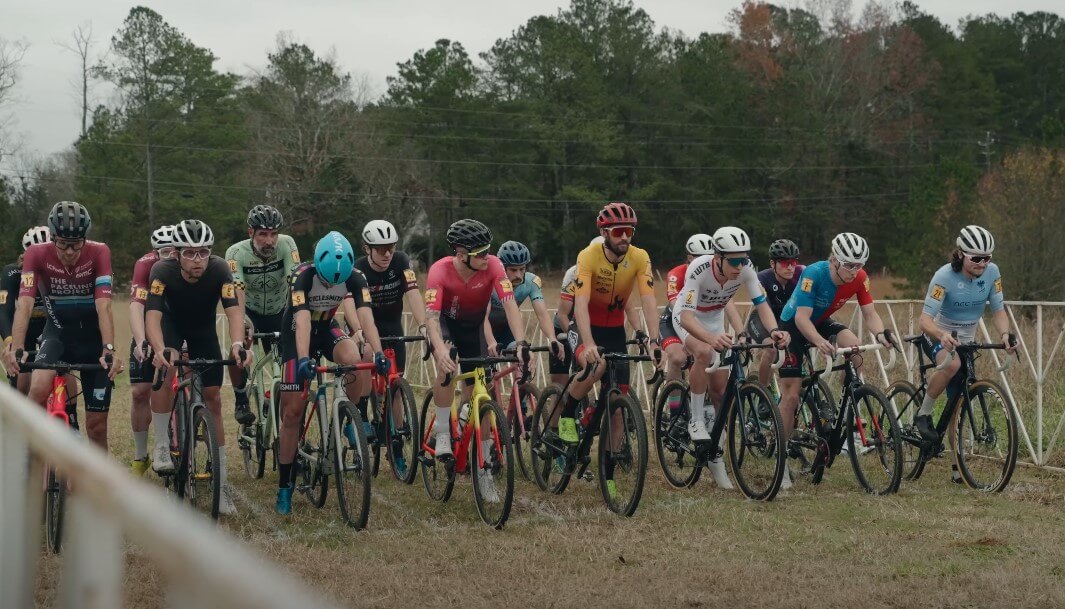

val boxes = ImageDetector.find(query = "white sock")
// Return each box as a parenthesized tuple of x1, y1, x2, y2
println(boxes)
(482, 439, 494, 463)
(217, 450, 227, 487)
(689, 392, 705, 425)
(133, 431, 149, 460)
(435, 407, 452, 436)
(152, 412, 170, 447)
(919, 393, 936, 417)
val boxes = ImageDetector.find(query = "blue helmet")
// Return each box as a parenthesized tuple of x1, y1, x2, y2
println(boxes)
(497, 240, 531, 266)
(314, 231, 355, 284)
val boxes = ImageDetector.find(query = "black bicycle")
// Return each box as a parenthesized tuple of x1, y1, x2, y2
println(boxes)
(654, 343, 786, 500)
(366, 335, 428, 484)
(530, 338, 660, 517)
(887, 332, 1019, 491)
(786, 337, 904, 495)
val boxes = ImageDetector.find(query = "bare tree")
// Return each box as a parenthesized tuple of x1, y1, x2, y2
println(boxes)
(0, 37, 29, 163)
(56, 22, 98, 139)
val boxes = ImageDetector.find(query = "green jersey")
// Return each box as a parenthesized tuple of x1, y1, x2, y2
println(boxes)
(225, 235, 301, 315)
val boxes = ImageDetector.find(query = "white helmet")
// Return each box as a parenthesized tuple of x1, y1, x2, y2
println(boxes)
(956, 225, 994, 255)
(362, 219, 398, 245)
(590, 236, 605, 245)
(831, 232, 869, 264)
(21, 226, 51, 250)
(711, 226, 750, 253)
(150, 225, 177, 250)
(173, 219, 214, 248)
(685, 233, 713, 256)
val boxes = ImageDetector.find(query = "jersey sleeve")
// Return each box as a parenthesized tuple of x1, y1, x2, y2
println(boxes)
(216, 259, 239, 309)
(424, 260, 445, 313)
(666, 264, 686, 304)
(791, 266, 818, 310)
(574, 250, 593, 299)
(17, 247, 41, 299)
(921, 267, 949, 317)
(988, 264, 1005, 312)
(526, 273, 544, 302)
(398, 252, 419, 293)
(744, 266, 766, 306)
(284, 235, 301, 267)
(489, 257, 514, 303)
(92, 244, 114, 300)
(0, 266, 18, 339)
(347, 270, 372, 308)
(225, 243, 246, 290)
(130, 257, 153, 304)
(145, 264, 169, 313)
(676, 257, 709, 313)
(854, 270, 873, 306)
(288, 265, 314, 313)
(635, 249, 654, 297)
(560, 266, 577, 302)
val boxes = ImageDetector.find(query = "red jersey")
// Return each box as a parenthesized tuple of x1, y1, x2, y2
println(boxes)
(19, 241, 112, 322)
(425, 255, 513, 325)
(130, 251, 160, 305)
(666, 262, 688, 304)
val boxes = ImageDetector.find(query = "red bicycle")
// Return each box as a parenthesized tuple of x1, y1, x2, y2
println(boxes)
(366, 335, 427, 484)
(489, 344, 550, 481)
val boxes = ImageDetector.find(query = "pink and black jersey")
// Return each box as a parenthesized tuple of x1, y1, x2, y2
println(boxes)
(130, 251, 160, 306)
(424, 255, 513, 326)
(19, 241, 112, 322)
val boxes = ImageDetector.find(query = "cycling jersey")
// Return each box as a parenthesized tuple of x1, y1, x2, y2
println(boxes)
(19, 241, 113, 324)
(130, 251, 159, 306)
(665, 262, 688, 304)
(0, 262, 46, 339)
(560, 265, 578, 303)
(488, 271, 544, 345)
(354, 251, 418, 323)
(922, 263, 1004, 342)
(780, 261, 872, 324)
(673, 256, 764, 342)
(574, 242, 654, 327)
(286, 262, 371, 324)
(145, 257, 240, 327)
(225, 236, 300, 316)
(758, 265, 805, 317)
(425, 255, 512, 326)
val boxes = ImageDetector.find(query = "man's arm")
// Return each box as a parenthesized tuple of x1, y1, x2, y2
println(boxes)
(556, 298, 574, 332)
(294, 310, 311, 359)
(502, 297, 526, 344)
(356, 305, 384, 353)
(725, 300, 744, 336)
(146, 309, 165, 356)
(9, 296, 32, 351)
(860, 304, 888, 340)
(96, 297, 116, 348)
(531, 299, 556, 342)
(404, 289, 426, 328)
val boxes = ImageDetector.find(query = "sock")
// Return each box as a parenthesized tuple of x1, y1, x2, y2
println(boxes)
(133, 431, 149, 460)
(217, 450, 227, 487)
(435, 407, 451, 436)
(689, 392, 705, 426)
(604, 453, 616, 480)
(561, 391, 580, 418)
(152, 412, 170, 447)
(667, 394, 682, 411)
(919, 393, 936, 417)
(482, 439, 494, 463)
(279, 462, 293, 488)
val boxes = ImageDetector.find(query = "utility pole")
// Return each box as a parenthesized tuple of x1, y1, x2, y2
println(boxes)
(978, 131, 995, 173)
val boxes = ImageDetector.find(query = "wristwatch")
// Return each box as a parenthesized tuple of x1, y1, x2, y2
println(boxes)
(103, 343, 115, 351)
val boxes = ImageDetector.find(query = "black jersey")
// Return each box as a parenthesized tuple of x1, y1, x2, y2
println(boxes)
(284, 262, 371, 325)
(0, 262, 47, 338)
(145, 257, 240, 327)
(353, 251, 418, 323)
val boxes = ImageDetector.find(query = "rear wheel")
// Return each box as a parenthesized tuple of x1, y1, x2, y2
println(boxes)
(790, 378, 827, 484)
(512, 383, 539, 482)
(418, 392, 455, 502)
(472, 400, 514, 529)
(298, 395, 329, 508)
(954, 380, 1018, 492)
(529, 383, 571, 494)
(847, 385, 903, 495)
(886, 381, 925, 481)
(598, 393, 647, 517)
(187, 407, 222, 519)
(335, 402, 371, 529)
(653, 380, 701, 488)
(44, 468, 66, 554)
(728, 382, 785, 501)
(241, 382, 267, 479)
(386, 379, 419, 484)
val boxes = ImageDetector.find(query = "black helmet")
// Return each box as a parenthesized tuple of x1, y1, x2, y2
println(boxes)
(446, 219, 492, 251)
(247, 205, 283, 230)
(48, 201, 92, 240)
(769, 239, 800, 260)
(497, 241, 531, 266)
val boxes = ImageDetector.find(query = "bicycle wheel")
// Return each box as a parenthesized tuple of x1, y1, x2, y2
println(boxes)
(847, 385, 903, 495)
(169, 395, 189, 497)
(367, 390, 383, 478)
(187, 407, 222, 518)
(45, 467, 66, 554)
(298, 395, 329, 508)
(241, 381, 267, 479)
(512, 382, 539, 482)
(598, 392, 648, 517)
(386, 378, 419, 484)
(418, 391, 455, 502)
(472, 399, 514, 529)
(335, 402, 372, 529)
(885, 380, 925, 481)
(653, 380, 701, 488)
(728, 382, 785, 501)
(790, 379, 826, 484)
(954, 380, 1018, 492)
(529, 383, 571, 494)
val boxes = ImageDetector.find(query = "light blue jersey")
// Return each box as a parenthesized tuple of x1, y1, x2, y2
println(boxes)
(922, 263, 1004, 341)
(489, 272, 544, 343)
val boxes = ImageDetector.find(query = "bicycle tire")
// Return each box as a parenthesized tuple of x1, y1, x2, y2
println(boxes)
(187, 407, 222, 519)
(512, 382, 539, 482)
(954, 380, 1018, 492)
(299, 394, 330, 509)
(653, 379, 701, 488)
(846, 385, 903, 495)
(529, 383, 572, 494)
(242, 382, 267, 479)
(367, 390, 383, 478)
(418, 391, 455, 502)
(885, 380, 925, 481)
(471, 399, 515, 529)
(387, 378, 419, 484)
(45, 467, 65, 554)
(791, 378, 827, 484)
(335, 401, 372, 529)
(170, 393, 189, 498)
(728, 382, 785, 501)
(598, 392, 648, 517)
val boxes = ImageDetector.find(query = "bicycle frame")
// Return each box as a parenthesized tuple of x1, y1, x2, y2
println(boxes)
(421, 366, 498, 474)
(696, 345, 783, 460)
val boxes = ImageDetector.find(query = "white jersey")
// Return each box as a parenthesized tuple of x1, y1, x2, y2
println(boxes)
(673, 255, 764, 340)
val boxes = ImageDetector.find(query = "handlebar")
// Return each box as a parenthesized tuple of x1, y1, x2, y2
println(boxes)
(440, 345, 532, 387)
(251, 332, 280, 339)
(935, 331, 1017, 373)
(16, 350, 113, 373)
(809, 341, 896, 372)
(151, 348, 246, 391)
(703, 343, 785, 373)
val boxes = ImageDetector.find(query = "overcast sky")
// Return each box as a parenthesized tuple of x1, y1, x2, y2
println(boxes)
(1, 0, 1060, 158)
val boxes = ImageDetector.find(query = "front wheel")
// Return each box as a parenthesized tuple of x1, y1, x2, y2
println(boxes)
(298, 395, 329, 508)
(242, 382, 267, 479)
(187, 407, 222, 519)
(529, 383, 571, 494)
(335, 402, 371, 529)
(885, 380, 925, 481)
(954, 380, 1018, 492)
(471, 399, 514, 529)
(847, 385, 903, 495)
(44, 468, 66, 554)
(728, 382, 785, 501)
(511, 383, 539, 482)
(418, 392, 455, 502)
(653, 379, 701, 488)
(386, 379, 419, 484)
(598, 393, 648, 517)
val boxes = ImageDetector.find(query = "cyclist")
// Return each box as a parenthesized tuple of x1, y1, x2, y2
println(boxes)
(746, 239, 804, 399)
(916, 225, 1016, 470)
(145, 219, 252, 516)
(225, 204, 300, 425)
(673, 227, 790, 488)
(425, 219, 531, 503)
(485, 240, 564, 361)
(777, 232, 897, 470)
(551, 236, 606, 386)
(3, 202, 123, 450)
(557, 202, 662, 501)
(660, 233, 714, 410)
(127, 225, 177, 475)
(1, 226, 52, 393)
(275, 231, 389, 516)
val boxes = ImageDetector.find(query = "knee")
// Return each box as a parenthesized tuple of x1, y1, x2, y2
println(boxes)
(131, 384, 150, 403)
(666, 346, 687, 368)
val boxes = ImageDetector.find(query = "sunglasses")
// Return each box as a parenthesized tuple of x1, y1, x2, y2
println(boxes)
(838, 261, 864, 272)
(468, 244, 491, 259)
(965, 254, 992, 264)
(371, 244, 396, 256)
(54, 238, 85, 252)
(724, 256, 751, 268)
(607, 225, 635, 239)
(180, 248, 212, 261)
(157, 246, 176, 259)
(774, 259, 799, 268)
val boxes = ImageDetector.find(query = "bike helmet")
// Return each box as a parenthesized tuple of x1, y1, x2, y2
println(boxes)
(173, 219, 215, 248)
(831, 232, 869, 264)
(590, 236, 605, 245)
(497, 241, 531, 266)
(362, 219, 398, 245)
(956, 225, 994, 255)
(596, 202, 637, 228)
(247, 205, 283, 230)
(314, 231, 355, 284)
(150, 225, 177, 250)
(21, 226, 51, 250)
(48, 201, 91, 240)
(685, 233, 713, 256)
(769, 239, 800, 260)
(446, 219, 492, 251)
(711, 226, 751, 254)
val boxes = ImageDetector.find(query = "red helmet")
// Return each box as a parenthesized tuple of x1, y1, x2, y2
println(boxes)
(596, 202, 637, 228)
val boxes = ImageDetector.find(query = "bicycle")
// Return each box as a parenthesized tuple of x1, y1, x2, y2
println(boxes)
(490, 344, 551, 482)
(530, 338, 660, 517)
(417, 349, 525, 529)
(887, 332, 1019, 491)
(152, 350, 241, 519)
(237, 332, 283, 479)
(785, 338, 904, 495)
(291, 359, 373, 529)
(365, 335, 427, 484)
(18, 349, 111, 553)
(653, 343, 786, 500)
